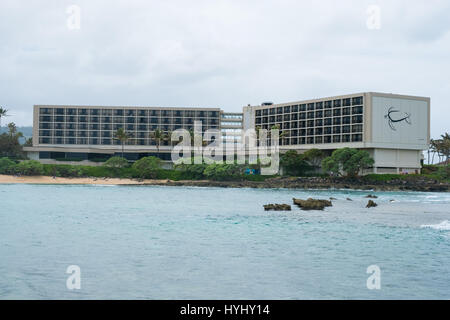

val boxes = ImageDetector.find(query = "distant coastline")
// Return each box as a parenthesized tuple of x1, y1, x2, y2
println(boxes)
(1, 174, 448, 192)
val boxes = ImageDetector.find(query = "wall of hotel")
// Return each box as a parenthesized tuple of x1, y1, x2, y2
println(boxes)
(252, 95, 365, 147)
(34, 105, 221, 148)
(370, 95, 429, 149)
(242, 106, 255, 131)
(372, 148, 422, 171)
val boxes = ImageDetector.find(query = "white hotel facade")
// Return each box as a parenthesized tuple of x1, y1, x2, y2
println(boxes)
(24, 92, 430, 174)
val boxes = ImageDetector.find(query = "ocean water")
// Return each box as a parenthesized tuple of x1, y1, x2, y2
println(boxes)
(0, 184, 449, 299)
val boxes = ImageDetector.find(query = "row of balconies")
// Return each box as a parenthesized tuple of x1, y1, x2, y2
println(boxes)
(38, 137, 218, 146)
(38, 115, 220, 123)
(255, 98, 363, 115)
(39, 108, 220, 118)
(258, 123, 362, 131)
(256, 116, 363, 127)
(256, 106, 364, 118)
(259, 134, 364, 145)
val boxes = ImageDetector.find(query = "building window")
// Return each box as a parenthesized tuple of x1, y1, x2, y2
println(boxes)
(352, 115, 363, 123)
(352, 106, 363, 114)
(343, 98, 351, 106)
(352, 96, 363, 105)
(40, 108, 53, 115)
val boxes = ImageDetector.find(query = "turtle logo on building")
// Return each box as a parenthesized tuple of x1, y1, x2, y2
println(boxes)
(384, 107, 411, 131)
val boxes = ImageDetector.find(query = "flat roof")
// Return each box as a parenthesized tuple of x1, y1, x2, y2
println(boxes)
(34, 104, 221, 111)
(250, 92, 430, 108)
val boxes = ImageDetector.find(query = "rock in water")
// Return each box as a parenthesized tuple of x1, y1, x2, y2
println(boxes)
(365, 194, 378, 199)
(292, 198, 333, 211)
(264, 204, 291, 211)
(366, 200, 378, 208)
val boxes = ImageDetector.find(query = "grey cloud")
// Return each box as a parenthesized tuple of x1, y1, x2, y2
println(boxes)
(0, 0, 448, 139)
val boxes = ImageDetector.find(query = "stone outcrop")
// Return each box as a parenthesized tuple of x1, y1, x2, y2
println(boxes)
(264, 204, 291, 211)
(293, 198, 332, 211)
(366, 200, 378, 208)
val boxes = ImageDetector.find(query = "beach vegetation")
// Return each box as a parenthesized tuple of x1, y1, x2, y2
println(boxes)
(0, 157, 16, 174)
(322, 148, 374, 177)
(12, 160, 44, 176)
(0, 122, 26, 159)
(132, 156, 162, 178)
(280, 150, 312, 176)
(104, 156, 130, 169)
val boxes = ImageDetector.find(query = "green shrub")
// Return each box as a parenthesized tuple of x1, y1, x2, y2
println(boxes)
(203, 163, 245, 180)
(280, 150, 313, 176)
(132, 156, 162, 178)
(174, 163, 208, 179)
(421, 164, 438, 175)
(432, 165, 450, 180)
(103, 156, 129, 169)
(322, 148, 374, 177)
(13, 160, 44, 176)
(0, 157, 16, 174)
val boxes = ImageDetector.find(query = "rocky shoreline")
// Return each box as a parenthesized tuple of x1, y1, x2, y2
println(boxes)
(146, 176, 450, 192)
(1, 174, 448, 192)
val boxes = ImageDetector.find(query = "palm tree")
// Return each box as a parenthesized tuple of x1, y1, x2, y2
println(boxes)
(166, 130, 173, 147)
(114, 127, 129, 158)
(0, 107, 8, 130)
(440, 133, 450, 164)
(150, 128, 164, 153)
(430, 139, 439, 164)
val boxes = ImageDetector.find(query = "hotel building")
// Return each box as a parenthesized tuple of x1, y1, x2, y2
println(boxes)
(24, 92, 430, 174)
(26, 105, 229, 162)
(243, 92, 430, 174)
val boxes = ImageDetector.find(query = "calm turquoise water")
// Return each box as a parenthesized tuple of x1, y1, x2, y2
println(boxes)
(0, 184, 449, 299)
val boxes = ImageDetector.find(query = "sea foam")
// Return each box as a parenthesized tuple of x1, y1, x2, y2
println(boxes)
(421, 220, 450, 231)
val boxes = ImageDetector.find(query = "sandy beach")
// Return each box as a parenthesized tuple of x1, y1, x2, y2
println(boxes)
(0, 174, 169, 185)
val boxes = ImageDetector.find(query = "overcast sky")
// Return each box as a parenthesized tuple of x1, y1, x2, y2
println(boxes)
(0, 0, 448, 138)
